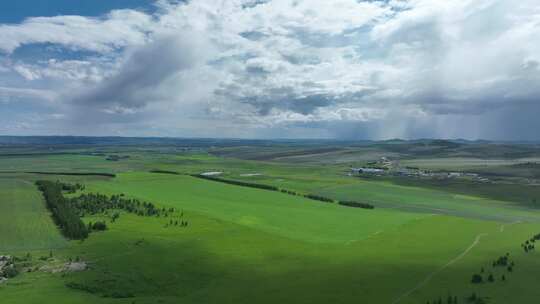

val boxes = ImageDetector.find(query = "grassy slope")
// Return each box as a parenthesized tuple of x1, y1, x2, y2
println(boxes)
(0, 177, 66, 251)
(147, 154, 540, 221)
(3, 197, 539, 303)
(400, 157, 540, 170)
(194, 160, 539, 222)
(399, 221, 540, 304)
(0, 153, 152, 174)
(86, 172, 421, 243)
(316, 179, 540, 222)
(62, 169, 540, 304)
(2, 152, 540, 303)
(384, 177, 540, 208)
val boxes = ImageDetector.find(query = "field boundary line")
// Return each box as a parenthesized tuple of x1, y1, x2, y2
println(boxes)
(391, 233, 488, 304)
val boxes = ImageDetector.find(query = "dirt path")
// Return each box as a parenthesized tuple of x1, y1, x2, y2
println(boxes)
(391, 233, 488, 304)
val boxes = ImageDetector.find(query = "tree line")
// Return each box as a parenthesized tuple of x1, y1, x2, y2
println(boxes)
(149, 169, 181, 175)
(303, 194, 334, 203)
(193, 174, 375, 209)
(193, 174, 279, 191)
(338, 200, 375, 209)
(424, 292, 489, 304)
(29, 171, 116, 177)
(35, 180, 89, 240)
(36, 181, 174, 240)
(424, 294, 458, 304)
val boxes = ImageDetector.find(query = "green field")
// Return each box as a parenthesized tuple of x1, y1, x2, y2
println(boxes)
(2, 142, 540, 303)
(86, 172, 422, 243)
(315, 179, 540, 222)
(0, 177, 66, 252)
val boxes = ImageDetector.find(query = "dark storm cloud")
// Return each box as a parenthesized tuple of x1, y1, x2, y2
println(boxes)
(72, 34, 205, 109)
(243, 94, 336, 115)
(241, 0, 271, 9)
(239, 31, 268, 41)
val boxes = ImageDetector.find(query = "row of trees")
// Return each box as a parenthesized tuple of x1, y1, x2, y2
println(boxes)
(194, 174, 375, 209)
(193, 174, 279, 191)
(303, 194, 334, 203)
(425, 295, 458, 304)
(149, 169, 180, 175)
(280, 189, 335, 203)
(29, 171, 116, 177)
(425, 292, 489, 304)
(338, 200, 375, 209)
(165, 220, 189, 227)
(36, 181, 89, 240)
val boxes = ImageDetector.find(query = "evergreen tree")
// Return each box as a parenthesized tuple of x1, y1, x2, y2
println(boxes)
(471, 274, 483, 283)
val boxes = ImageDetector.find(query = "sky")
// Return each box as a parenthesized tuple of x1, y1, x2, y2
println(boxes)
(0, 0, 539, 140)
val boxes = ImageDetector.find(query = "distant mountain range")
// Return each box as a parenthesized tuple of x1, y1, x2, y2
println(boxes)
(0, 136, 538, 146)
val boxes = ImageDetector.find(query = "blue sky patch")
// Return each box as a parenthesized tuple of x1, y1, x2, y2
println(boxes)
(0, 0, 156, 23)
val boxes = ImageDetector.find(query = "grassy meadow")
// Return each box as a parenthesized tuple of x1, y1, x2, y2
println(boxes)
(0, 177, 66, 251)
(2, 141, 540, 303)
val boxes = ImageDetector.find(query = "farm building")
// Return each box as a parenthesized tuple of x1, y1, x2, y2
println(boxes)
(351, 168, 385, 174)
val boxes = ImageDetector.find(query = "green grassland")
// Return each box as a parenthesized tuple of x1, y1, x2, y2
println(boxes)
(0, 154, 148, 174)
(315, 179, 540, 222)
(2, 144, 540, 303)
(0, 177, 67, 252)
(146, 154, 540, 222)
(399, 157, 524, 170)
(85, 172, 420, 243)
(2, 174, 540, 303)
(383, 177, 540, 208)
(2, 179, 539, 303)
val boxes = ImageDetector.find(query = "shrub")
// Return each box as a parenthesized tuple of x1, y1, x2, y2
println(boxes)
(471, 274, 483, 283)
(3, 266, 19, 278)
(149, 169, 180, 175)
(92, 221, 107, 231)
